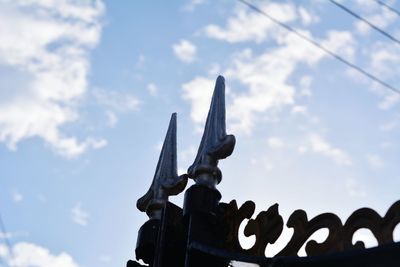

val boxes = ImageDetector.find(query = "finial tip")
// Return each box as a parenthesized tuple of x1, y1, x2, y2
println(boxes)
(187, 75, 235, 187)
(136, 112, 187, 218)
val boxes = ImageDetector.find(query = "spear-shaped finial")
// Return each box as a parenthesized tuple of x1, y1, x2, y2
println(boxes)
(188, 76, 236, 188)
(137, 113, 188, 219)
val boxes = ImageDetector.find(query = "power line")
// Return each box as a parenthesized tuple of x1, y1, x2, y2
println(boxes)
(373, 0, 400, 17)
(236, 0, 400, 95)
(0, 212, 13, 267)
(329, 0, 400, 46)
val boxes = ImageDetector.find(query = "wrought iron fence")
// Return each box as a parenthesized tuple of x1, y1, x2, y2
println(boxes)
(127, 76, 400, 267)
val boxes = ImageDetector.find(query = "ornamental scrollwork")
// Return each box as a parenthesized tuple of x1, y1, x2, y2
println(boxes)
(221, 200, 284, 256)
(223, 199, 400, 257)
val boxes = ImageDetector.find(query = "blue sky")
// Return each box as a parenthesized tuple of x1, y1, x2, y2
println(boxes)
(0, 0, 400, 266)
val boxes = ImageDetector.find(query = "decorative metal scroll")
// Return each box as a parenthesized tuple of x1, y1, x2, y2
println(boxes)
(222, 199, 400, 257)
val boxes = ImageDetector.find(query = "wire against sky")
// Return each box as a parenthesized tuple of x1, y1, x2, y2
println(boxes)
(374, 0, 400, 17)
(329, 0, 400, 46)
(236, 0, 400, 95)
(0, 212, 14, 267)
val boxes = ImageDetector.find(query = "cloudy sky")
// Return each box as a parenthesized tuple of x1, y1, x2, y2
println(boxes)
(0, 0, 399, 266)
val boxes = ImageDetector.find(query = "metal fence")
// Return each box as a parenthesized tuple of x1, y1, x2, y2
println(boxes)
(127, 76, 400, 267)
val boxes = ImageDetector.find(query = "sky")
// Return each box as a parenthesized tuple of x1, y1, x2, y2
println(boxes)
(0, 0, 400, 266)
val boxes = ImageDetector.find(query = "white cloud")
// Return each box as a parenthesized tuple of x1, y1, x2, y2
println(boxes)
(378, 93, 400, 110)
(208, 63, 221, 76)
(379, 120, 397, 132)
(204, 2, 297, 43)
(347, 38, 400, 110)
(48, 137, 107, 158)
(105, 110, 118, 128)
(223, 46, 297, 133)
(355, 0, 377, 10)
(291, 105, 308, 115)
(183, 1, 357, 134)
(249, 157, 274, 171)
(94, 88, 141, 129)
(370, 43, 400, 78)
(352, 1, 400, 113)
(366, 154, 384, 169)
(183, 0, 206, 12)
(267, 137, 284, 149)
(135, 54, 145, 69)
(182, 77, 216, 124)
(297, 145, 308, 154)
(322, 30, 355, 59)
(299, 76, 313, 97)
(298, 6, 319, 25)
(12, 190, 23, 202)
(366, 42, 400, 109)
(0, 0, 105, 157)
(0, 231, 29, 240)
(308, 134, 352, 165)
(222, 30, 353, 133)
(346, 178, 367, 198)
(89, 138, 107, 149)
(185, 2, 355, 135)
(147, 83, 159, 96)
(0, 242, 80, 267)
(0, 232, 13, 239)
(354, 3, 397, 35)
(178, 145, 197, 167)
(172, 40, 197, 63)
(71, 203, 89, 226)
(93, 89, 141, 112)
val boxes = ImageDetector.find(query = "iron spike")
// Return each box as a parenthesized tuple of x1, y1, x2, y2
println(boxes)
(188, 76, 236, 188)
(137, 113, 188, 218)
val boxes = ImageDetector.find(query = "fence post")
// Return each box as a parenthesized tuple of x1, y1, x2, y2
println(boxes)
(183, 76, 236, 267)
